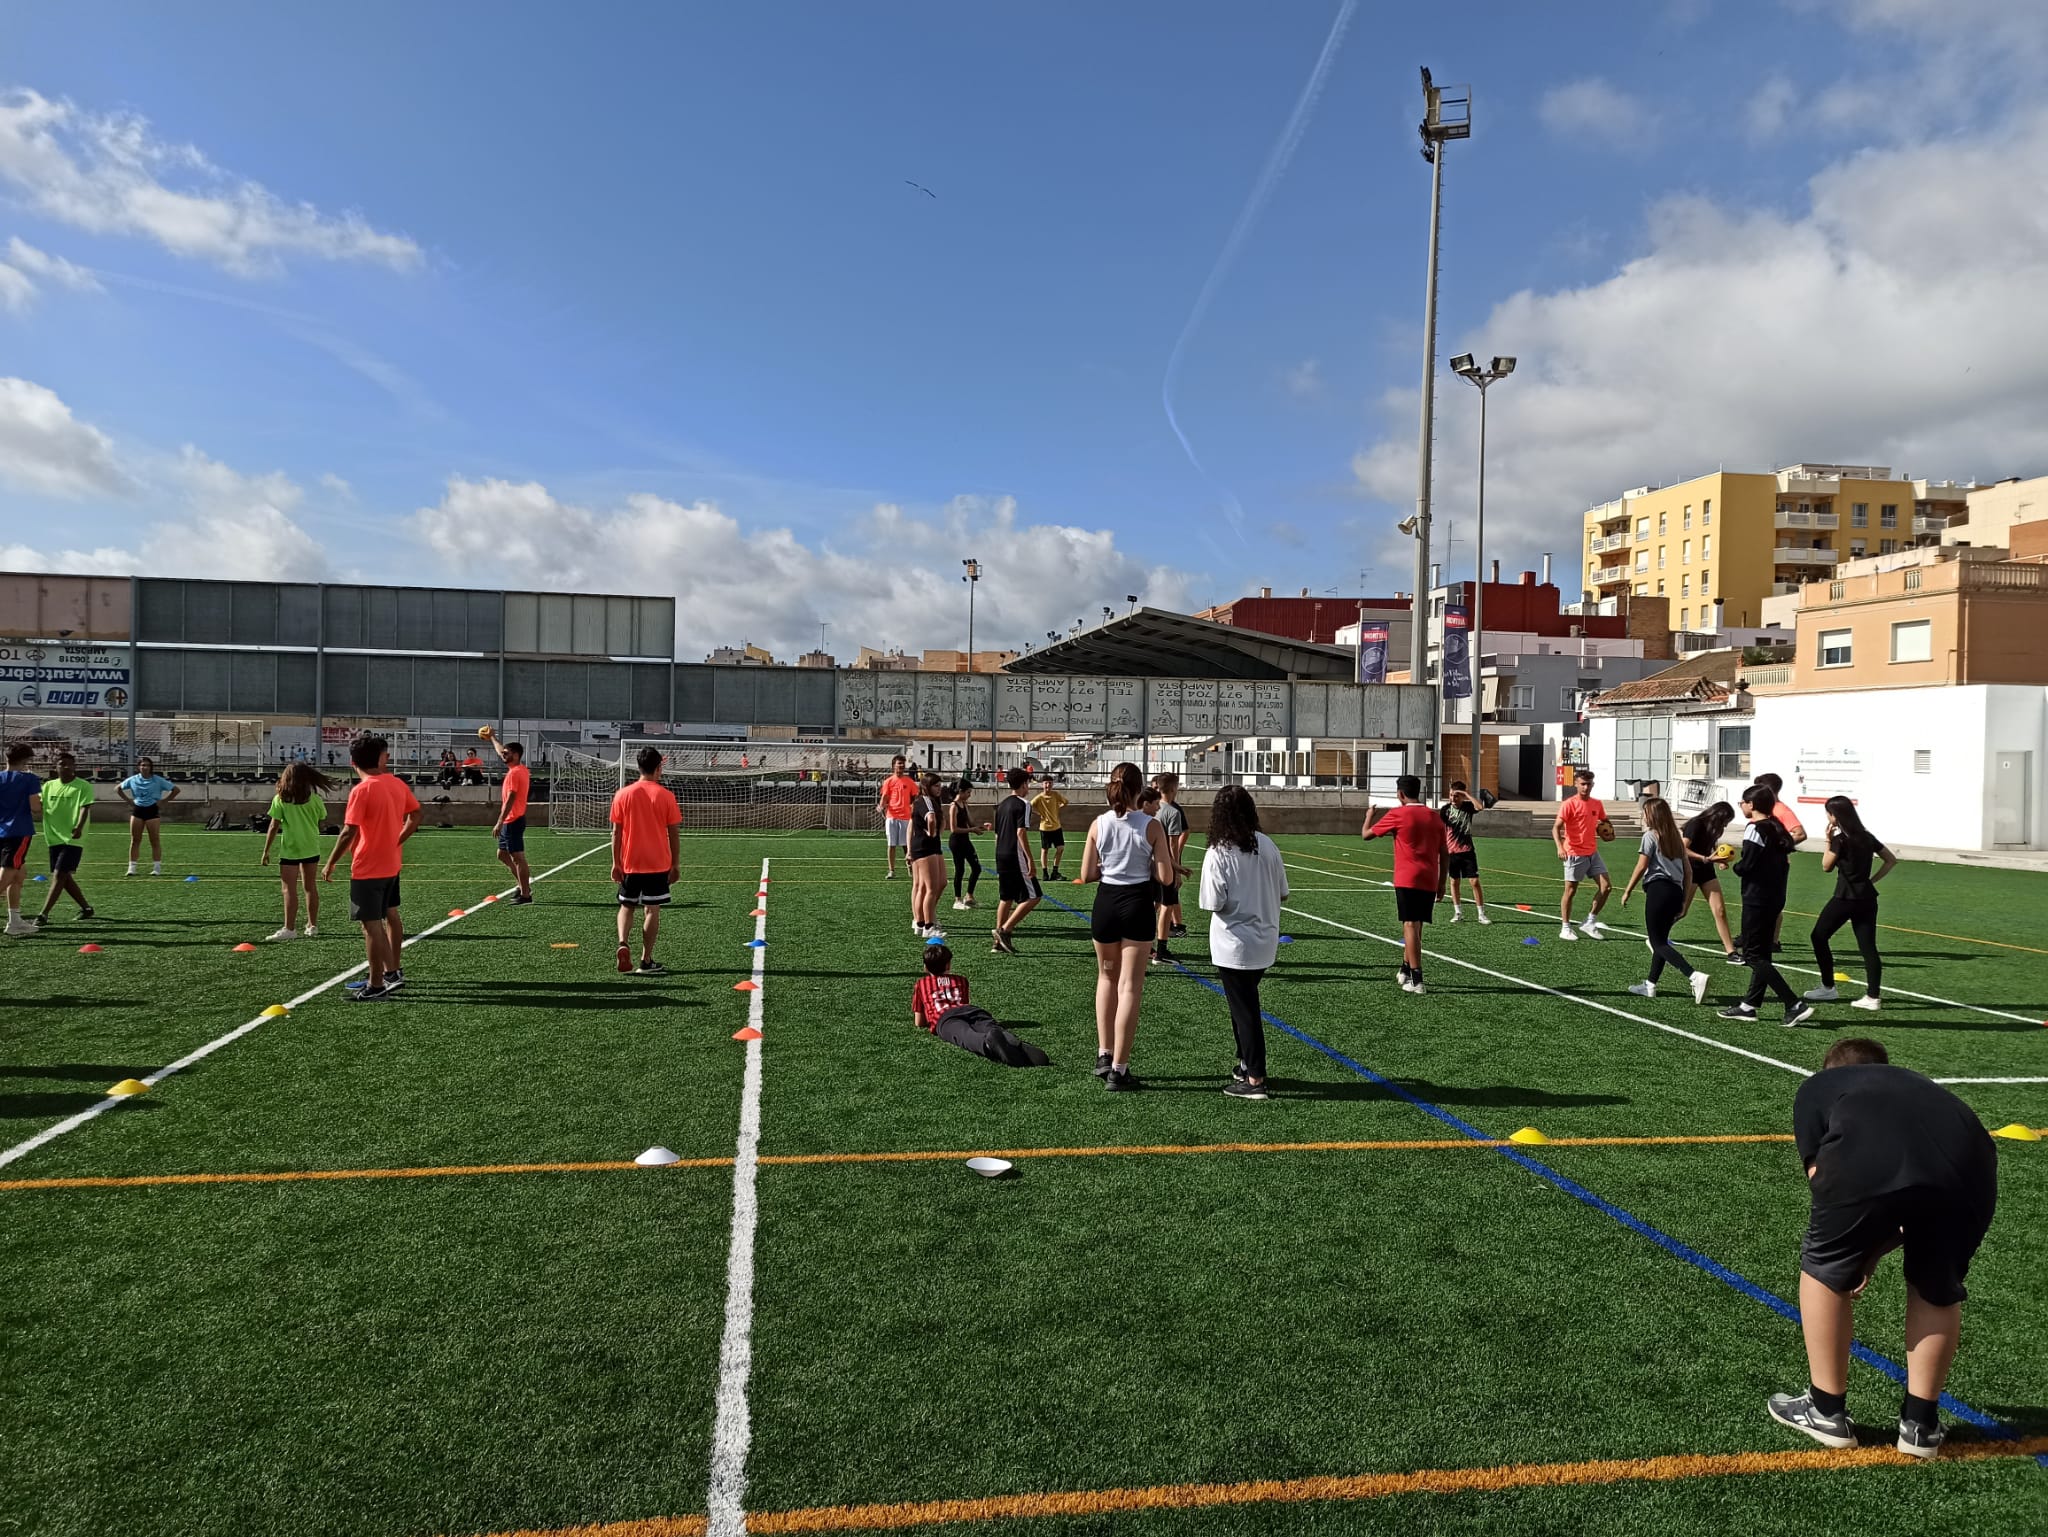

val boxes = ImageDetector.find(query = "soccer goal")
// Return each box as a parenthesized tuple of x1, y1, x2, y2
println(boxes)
(547, 739, 912, 835)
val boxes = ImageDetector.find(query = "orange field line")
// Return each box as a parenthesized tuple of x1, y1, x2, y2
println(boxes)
(460, 1435, 2048, 1536)
(1280, 846, 2048, 956)
(0, 1134, 1793, 1193)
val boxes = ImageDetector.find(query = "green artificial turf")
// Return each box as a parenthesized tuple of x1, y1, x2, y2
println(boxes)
(2, 826, 2043, 1537)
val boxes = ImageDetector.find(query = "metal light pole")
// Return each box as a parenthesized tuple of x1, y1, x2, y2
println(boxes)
(1450, 352, 1515, 794)
(962, 558, 980, 774)
(1409, 69, 1470, 688)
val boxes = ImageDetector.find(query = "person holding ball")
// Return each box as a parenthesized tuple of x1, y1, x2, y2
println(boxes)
(1553, 768, 1615, 940)
(480, 727, 533, 904)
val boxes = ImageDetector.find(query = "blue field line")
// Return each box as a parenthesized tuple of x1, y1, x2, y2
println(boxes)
(1043, 893, 2032, 1456)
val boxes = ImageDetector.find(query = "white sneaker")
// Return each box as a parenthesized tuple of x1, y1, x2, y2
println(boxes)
(1558, 924, 1579, 941)
(1448, 907, 1462, 923)
(912, 923, 928, 938)
(126, 863, 137, 876)
(303, 925, 320, 939)
(1408, 980, 1426, 995)
(926, 928, 946, 943)
(1475, 908, 1491, 925)
(1578, 921, 1605, 940)
(151, 864, 162, 875)
(1690, 971, 1712, 1005)
(1628, 981, 1656, 998)
(4, 918, 34, 937)
(1851, 995, 1882, 1012)
(952, 900, 972, 911)
(1803, 985, 1840, 1002)
(266, 927, 298, 942)
(886, 870, 897, 881)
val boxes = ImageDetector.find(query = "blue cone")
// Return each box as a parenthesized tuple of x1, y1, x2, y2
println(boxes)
(31, 874, 46, 882)
(925, 935, 947, 946)
(744, 939, 766, 948)
(1522, 936, 1541, 946)
(185, 874, 200, 882)
(1276, 935, 1294, 944)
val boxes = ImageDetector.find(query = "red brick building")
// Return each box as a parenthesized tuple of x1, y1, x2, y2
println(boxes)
(1196, 588, 1408, 645)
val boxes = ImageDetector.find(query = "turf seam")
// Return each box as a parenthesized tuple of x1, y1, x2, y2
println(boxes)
(0, 839, 612, 1173)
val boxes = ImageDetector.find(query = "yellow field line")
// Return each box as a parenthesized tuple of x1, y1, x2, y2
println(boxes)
(0, 1134, 1793, 1193)
(458, 1434, 2048, 1536)
(1279, 846, 2048, 956)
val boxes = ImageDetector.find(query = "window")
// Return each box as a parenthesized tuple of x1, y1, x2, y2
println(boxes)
(1851, 502, 1868, 528)
(1656, 580, 1666, 595)
(1850, 540, 1866, 557)
(1717, 725, 1751, 780)
(1891, 619, 1932, 663)
(1682, 539, 1692, 564)
(1818, 628, 1853, 667)
(1679, 606, 1689, 627)
(1700, 568, 1711, 592)
(1880, 538, 1897, 554)
(1658, 512, 1668, 536)
(1913, 749, 1931, 774)
(1680, 576, 1690, 597)
(1560, 687, 1581, 709)
(1683, 506, 1692, 529)
(1635, 551, 1648, 572)
(1634, 582, 1648, 596)
(1636, 517, 1650, 540)
(1616, 716, 1670, 786)
(1508, 684, 1535, 709)
(1904, 568, 1922, 590)
(1702, 534, 1712, 558)
(1702, 498, 1712, 525)
(1880, 503, 1898, 528)
(1657, 546, 1667, 568)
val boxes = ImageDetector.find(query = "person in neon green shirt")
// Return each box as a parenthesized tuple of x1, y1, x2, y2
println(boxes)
(259, 761, 335, 940)
(36, 752, 95, 925)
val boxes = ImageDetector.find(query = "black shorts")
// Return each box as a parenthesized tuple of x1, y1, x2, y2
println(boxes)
(1445, 850, 1479, 880)
(909, 837, 943, 862)
(278, 855, 318, 869)
(349, 875, 402, 922)
(129, 803, 160, 822)
(0, 834, 28, 869)
(1394, 886, 1436, 924)
(996, 863, 1040, 904)
(48, 844, 83, 875)
(1159, 881, 1182, 907)
(1040, 829, 1065, 850)
(1091, 880, 1159, 944)
(617, 872, 672, 906)
(1802, 1178, 1996, 1308)
(496, 816, 526, 854)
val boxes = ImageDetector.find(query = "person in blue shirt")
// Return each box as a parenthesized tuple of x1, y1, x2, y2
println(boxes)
(1, 741, 42, 936)
(117, 755, 180, 876)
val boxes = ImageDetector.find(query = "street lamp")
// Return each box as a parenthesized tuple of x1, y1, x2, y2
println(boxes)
(962, 558, 981, 772)
(1408, 66, 1471, 697)
(1449, 353, 1514, 795)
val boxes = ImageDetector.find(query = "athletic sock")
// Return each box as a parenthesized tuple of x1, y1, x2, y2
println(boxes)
(1900, 1392, 1939, 1428)
(1810, 1384, 1848, 1417)
(1111, 1060, 1128, 1074)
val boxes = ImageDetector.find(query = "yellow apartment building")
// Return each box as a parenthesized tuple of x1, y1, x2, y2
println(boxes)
(1580, 463, 1929, 633)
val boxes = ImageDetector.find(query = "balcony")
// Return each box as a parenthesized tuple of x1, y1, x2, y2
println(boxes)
(1589, 532, 1629, 554)
(1770, 582, 1804, 596)
(1774, 508, 1839, 531)
(1591, 563, 1631, 585)
(1773, 546, 1839, 568)
(1912, 513, 1953, 537)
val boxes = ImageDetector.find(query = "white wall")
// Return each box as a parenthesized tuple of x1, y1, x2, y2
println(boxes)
(1751, 685, 2048, 851)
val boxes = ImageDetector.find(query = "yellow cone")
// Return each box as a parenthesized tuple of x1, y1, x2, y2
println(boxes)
(1989, 1123, 2041, 1142)
(1834, 972, 1853, 983)
(261, 1004, 288, 1018)
(108, 1079, 150, 1097)
(1507, 1126, 1551, 1145)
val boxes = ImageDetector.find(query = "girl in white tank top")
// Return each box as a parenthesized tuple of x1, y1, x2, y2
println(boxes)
(1092, 807, 1156, 885)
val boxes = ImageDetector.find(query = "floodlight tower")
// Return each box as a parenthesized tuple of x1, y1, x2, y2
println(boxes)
(962, 558, 981, 772)
(1449, 352, 1515, 792)
(1408, 68, 1471, 690)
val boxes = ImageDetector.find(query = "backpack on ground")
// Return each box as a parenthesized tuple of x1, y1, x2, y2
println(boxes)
(932, 1005, 1050, 1068)
(205, 811, 230, 830)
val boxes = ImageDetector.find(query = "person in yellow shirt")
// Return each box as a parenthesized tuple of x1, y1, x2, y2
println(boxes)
(1028, 776, 1069, 879)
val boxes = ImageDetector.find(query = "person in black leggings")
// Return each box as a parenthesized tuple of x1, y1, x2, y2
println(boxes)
(1802, 795, 1896, 1011)
(949, 780, 989, 909)
(1618, 797, 1710, 1004)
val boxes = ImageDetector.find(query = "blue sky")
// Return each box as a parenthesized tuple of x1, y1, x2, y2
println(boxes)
(4, 1, 2046, 657)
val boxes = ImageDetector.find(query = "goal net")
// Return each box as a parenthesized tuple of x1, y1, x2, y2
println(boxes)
(0, 713, 270, 779)
(547, 740, 913, 835)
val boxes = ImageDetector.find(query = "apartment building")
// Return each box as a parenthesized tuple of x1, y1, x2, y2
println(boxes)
(1580, 463, 1937, 634)
(1945, 473, 2048, 549)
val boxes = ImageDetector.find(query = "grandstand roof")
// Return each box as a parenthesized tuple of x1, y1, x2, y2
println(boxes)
(1004, 608, 1356, 680)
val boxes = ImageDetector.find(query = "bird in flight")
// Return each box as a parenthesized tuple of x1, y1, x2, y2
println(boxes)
(905, 180, 937, 198)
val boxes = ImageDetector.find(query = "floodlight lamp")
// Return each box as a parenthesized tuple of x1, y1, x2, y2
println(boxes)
(1492, 356, 1517, 377)
(1449, 353, 1478, 377)
(1397, 515, 1420, 537)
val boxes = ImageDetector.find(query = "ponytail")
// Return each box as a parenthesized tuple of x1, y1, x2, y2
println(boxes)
(1105, 760, 1144, 814)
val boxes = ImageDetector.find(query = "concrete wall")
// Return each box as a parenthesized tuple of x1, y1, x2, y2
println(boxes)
(1751, 684, 2047, 850)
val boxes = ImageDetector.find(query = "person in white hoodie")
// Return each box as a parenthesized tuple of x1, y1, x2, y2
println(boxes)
(1198, 785, 1290, 1100)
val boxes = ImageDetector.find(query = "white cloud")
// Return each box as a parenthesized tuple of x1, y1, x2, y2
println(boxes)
(1744, 76, 1797, 142)
(1352, 106, 2048, 577)
(0, 541, 137, 575)
(0, 89, 420, 276)
(150, 447, 329, 580)
(1537, 78, 1659, 149)
(0, 261, 31, 312)
(1280, 359, 1323, 399)
(5, 235, 101, 291)
(0, 376, 131, 496)
(413, 478, 1199, 659)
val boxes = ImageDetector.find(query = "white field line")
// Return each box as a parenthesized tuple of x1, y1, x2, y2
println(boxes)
(1933, 1077, 2048, 1085)
(707, 855, 770, 1537)
(1278, 904, 1813, 1080)
(1281, 856, 2044, 1027)
(0, 840, 611, 1172)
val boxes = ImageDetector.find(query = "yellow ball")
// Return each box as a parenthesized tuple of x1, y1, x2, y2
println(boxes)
(477, 725, 494, 739)
(1713, 842, 1735, 862)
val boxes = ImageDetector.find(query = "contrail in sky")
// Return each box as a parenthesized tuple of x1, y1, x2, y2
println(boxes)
(1161, 0, 1359, 540)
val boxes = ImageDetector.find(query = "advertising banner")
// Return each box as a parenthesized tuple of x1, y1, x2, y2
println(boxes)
(1441, 605, 1471, 700)
(0, 642, 133, 711)
(1355, 623, 1390, 685)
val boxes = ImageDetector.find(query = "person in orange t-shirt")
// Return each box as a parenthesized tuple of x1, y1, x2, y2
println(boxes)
(483, 729, 533, 903)
(876, 755, 918, 879)
(610, 745, 682, 975)
(321, 735, 423, 1000)
(1551, 767, 1615, 941)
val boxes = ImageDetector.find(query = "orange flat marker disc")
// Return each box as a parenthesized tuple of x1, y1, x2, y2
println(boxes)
(448, 909, 466, 917)
(732, 1026, 763, 1041)
(749, 908, 767, 917)
(733, 980, 760, 992)
(232, 942, 257, 953)
(77, 943, 103, 953)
